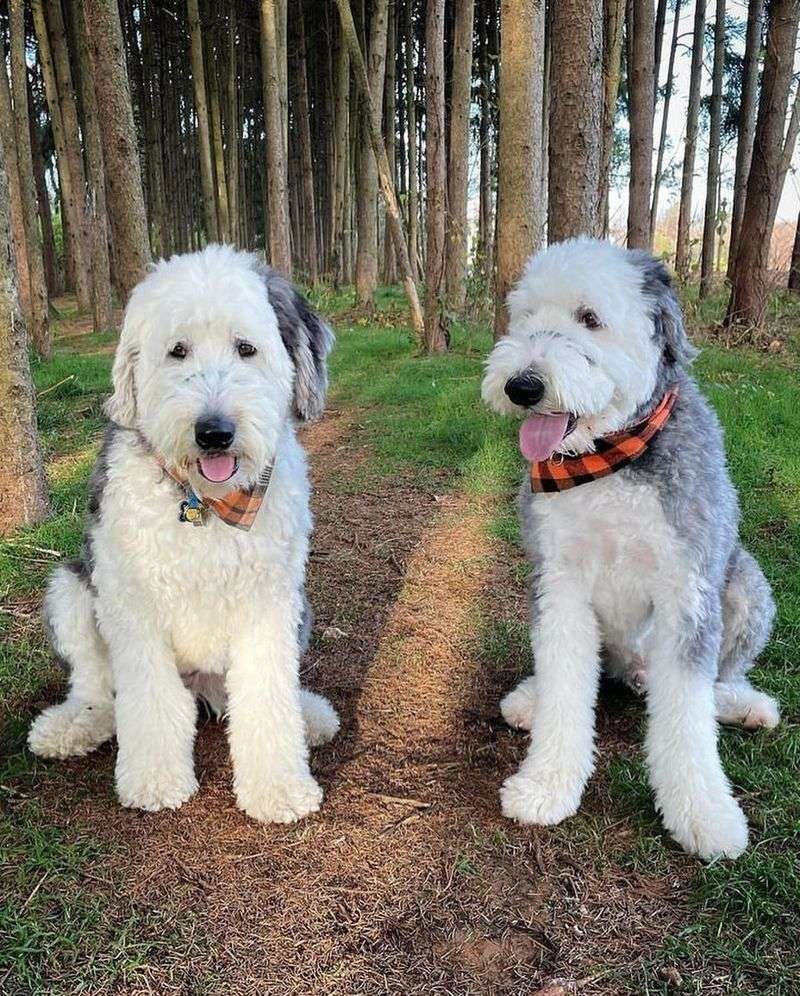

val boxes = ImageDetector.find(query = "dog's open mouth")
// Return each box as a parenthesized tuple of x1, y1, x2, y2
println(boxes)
(197, 454, 238, 483)
(519, 413, 577, 462)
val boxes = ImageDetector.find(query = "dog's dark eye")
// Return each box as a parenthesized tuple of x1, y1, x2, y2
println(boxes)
(236, 340, 257, 358)
(169, 342, 188, 359)
(577, 308, 601, 330)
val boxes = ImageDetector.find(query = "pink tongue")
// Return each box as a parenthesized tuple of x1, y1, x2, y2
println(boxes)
(198, 454, 236, 483)
(519, 413, 571, 462)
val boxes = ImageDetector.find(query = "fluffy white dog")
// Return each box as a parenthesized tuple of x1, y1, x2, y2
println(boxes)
(29, 245, 340, 823)
(482, 238, 779, 859)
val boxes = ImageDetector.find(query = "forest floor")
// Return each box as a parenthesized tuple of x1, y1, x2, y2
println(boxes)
(1, 287, 799, 996)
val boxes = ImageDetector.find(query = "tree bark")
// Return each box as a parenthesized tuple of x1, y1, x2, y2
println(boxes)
(626, 0, 655, 249)
(331, 21, 350, 284)
(28, 97, 60, 299)
(789, 208, 800, 291)
(699, 0, 725, 298)
(334, 0, 425, 342)
(404, 0, 419, 281)
(445, 0, 475, 313)
(293, 4, 318, 283)
(424, 0, 448, 352)
(649, 0, 681, 240)
(0, 52, 30, 318)
(494, 0, 545, 340)
(0, 134, 49, 533)
(549, 0, 603, 242)
(382, 0, 397, 284)
(600, 0, 625, 233)
(187, 0, 219, 243)
(260, 0, 293, 275)
(9, 0, 50, 357)
(675, 0, 706, 280)
(83, 0, 152, 303)
(73, 0, 113, 331)
(728, 0, 764, 282)
(725, 0, 800, 330)
(225, 10, 240, 244)
(207, 36, 231, 244)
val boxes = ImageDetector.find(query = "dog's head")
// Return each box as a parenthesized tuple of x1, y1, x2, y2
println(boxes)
(481, 238, 694, 461)
(107, 245, 333, 494)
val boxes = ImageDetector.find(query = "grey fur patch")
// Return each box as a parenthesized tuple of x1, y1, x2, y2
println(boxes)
(252, 260, 335, 422)
(631, 251, 698, 371)
(298, 589, 314, 657)
(68, 424, 121, 585)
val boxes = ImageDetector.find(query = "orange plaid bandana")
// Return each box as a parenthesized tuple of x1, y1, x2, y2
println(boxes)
(159, 459, 274, 530)
(530, 389, 678, 494)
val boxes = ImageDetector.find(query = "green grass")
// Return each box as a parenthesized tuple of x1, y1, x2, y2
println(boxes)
(1, 286, 799, 993)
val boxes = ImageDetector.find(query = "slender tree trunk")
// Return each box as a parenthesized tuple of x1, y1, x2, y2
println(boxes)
(445, 0, 475, 313)
(332, 24, 350, 284)
(335, 0, 424, 341)
(83, 0, 152, 303)
(650, 0, 681, 240)
(382, 0, 397, 284)
(728, 0, 764, 282)
(0, 138, 49, 533)
(699, 0, 726, 298)
(424, 0, 448, 352)
(29, 101, 60, 299)
(0, 54, 30, 317)
(494, 0, 545, 340)
(626, 0, 655, 249)
(652, 0, 668, 103)
(207, 40, 231, 243)
(9, 0, 50, 357)
(73, 0, 113, 331)
(778, 83, 800, 190)
(405, 0, 419, 281)
(226, 11, 240, 244)
(675, 0, 706, 279)
(600, 0, 625, 233)
(549, 0, 603, 242)
(726, 0, 800, 330)
(260, 0, 292, 275)
(293, 4, 318, 283)
(789, 208, 800, 291)
(187, 0, 219, 242)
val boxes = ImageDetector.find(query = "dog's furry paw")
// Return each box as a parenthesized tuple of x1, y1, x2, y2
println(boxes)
(500, 770, 582, 826)
(236, 774, 323, 824)
(116, 761, 199, 812)
(300, 690, 340, 747)
(740, 693, 780, 730)
(662, 793, 749, 861)
(28, 700, 115, 759)
(499, 678, 536, 731)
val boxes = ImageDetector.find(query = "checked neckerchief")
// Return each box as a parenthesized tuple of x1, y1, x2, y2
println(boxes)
(529, 389, 678, 494)
(159, 459, 274, 530)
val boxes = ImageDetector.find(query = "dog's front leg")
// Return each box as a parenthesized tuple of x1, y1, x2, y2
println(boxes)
(501, 581, 601, 825)
(226, 604, 322, 824)
(107, 617, 199, 812)
(645, 599, 748, 860)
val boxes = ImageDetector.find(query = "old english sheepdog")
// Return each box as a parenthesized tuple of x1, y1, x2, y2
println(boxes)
(29, 245, 340, 823)
(482, 238, 779, 860)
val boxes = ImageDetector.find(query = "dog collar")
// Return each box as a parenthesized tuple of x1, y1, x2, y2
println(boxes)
(529, 389, 678, 493)
(158, 458, 274, 530)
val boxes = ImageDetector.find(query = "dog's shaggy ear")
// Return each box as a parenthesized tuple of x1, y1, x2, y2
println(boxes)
(105, 334, 139, 428)
(633, 251, 697, 367)
(262, 269, 335, 422)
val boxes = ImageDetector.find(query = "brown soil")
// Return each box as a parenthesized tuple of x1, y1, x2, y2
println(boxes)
(7, 410, 696, 996)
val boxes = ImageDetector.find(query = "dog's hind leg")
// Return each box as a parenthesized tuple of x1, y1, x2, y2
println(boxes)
(715, 547, 779, 730)
(500, 676, 536, 730)
(29, 565, 116, 758)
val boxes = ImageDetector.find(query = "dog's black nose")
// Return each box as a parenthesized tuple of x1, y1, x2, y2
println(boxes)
(195, 416, 235, 450)
(504, 372, 546, 408)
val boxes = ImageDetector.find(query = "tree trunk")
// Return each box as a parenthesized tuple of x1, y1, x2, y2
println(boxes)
(0, 135, 50, 533)
(225, 11, 240, 244)
(549, 0, 603, 242)
(699, 0, 725, 298)
(9, 0, 50, 358)
(382, 0, 397, 284)
(83, 0, 152, 303)
(207, 38, 231, 244)
(652, 0, 668, 103)
(675, 0, 706, 280)
(331, 22, 350, 284)
(0, 52, 30, 318)
(73, 0, 113, 331)
(355, 0, 389, 307)
(728, 0, 764, 282)
(335, 0, 425, 341)
(187, 0, 219, 243)
(424, 0, 448, 352)
(789, 208, 800, 291)
(778, 83, 800, 190)
(626, 0, 655, 249)
(405, 0, 419, 281)
(649, 0, 681, 240)
(293, 4, 318, 283)
(600, 0, 625, 233)
(29, 99, 60, 299)
(445, 0, 475, 313)
(494, 0, 545, 340)
(725, 0, 800, 330)
(260, 0, 293, 275)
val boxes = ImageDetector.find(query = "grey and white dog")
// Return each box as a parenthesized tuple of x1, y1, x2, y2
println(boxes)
(482, 238, 779, 860)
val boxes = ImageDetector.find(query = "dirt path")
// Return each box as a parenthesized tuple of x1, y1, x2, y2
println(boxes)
(11, 409, 694, 996)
